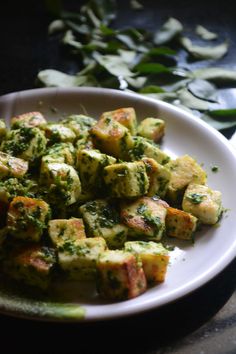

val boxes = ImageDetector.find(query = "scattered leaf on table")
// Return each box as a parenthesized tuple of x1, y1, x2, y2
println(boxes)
(177, 88, 210, 110)
(192, 67, 236, 85)
(139, 85, 166, 93)
(195, 25, 218, 40)
(48, 19, 65, 35)
(118, 49, 137, 65)
(148, 47, 177, 56)
(116, 34, 148, 53)
(82, 0, 117, 25)
(180, 37, 229, 60)
(187, 79, 218, 103)
(130, 0, 143, 10)
(135, 63, 170, 74)
(142, 92, 178, 103)
(37, 69, 98, 87)
(93, 52, 135, 77)
(201, 109, 236, 130)
(126, 76, 147, 88)
(154, 17, 183, 45)
(62, 30, 83, 49)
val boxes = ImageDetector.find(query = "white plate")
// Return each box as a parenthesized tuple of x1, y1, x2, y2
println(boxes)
(0, 87, 236, 322)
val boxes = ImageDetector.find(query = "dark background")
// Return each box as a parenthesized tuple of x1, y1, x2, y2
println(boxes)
(1, 1, 236, 353)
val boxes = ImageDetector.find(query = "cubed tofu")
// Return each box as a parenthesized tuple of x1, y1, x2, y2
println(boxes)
(129, 136, 170, 165)
(40, 161, 81, 206)
(0, 119, 7, 140)
(142, 157, 171, 198)
(182, 183, 222, 225)
(124, 241, 169, 283)
(0, 152, 28, 179)
(103, 161, 149, 198)
(100, 107, 137, 135)
(79, 199, 127, 249)
(77, 149, 116, 193)
(137, 117, 165, 143)
(166, 155, 207, 205)
(61, 114, 96, 139)
(166, 207, 198, 240)
(7, 196, 51, 242)
(58, 237, 107, 280)
(11, 111, 47, 129)
(42, 142, 75, 166)
(96, 250, 147, 300)
(90, 116, 134, 159)
(45, 124, 76, 143)
(121, 196, 167, 241)
(2, 243, 56, 289)
(48, 218, 86, 247)
(1, 127, 47, 161)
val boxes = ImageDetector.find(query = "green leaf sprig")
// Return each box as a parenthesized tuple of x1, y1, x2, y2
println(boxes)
(39, 0, 236, 131)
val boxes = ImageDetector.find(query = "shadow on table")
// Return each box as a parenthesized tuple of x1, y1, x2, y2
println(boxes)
(1, 257, 236, 354)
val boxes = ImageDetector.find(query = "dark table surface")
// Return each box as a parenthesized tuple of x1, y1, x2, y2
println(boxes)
(1, 1, 236, 353)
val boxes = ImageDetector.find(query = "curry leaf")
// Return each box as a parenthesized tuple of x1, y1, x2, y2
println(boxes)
(48, 19, 65, 35)
(135, 63, 170, 74)
(187, 79, 218, 103)
(201, 109, 236, 130)
(192, 68, 236, 85)
(93, 52, 135, 77)
(180, 37, 229, 60)
(139, 85, 166, 93)
(148, 47, 177, 56)
(37, 70, 81, 87)
(126, 76, 147, 88)
(177, 88, 210, 110)
(130, 0, 143, 10)
(154, 17, 183, 45)
(195, 25, 218, 40)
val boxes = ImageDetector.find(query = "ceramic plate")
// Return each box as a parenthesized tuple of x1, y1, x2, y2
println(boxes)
(0, 87, 236, 322)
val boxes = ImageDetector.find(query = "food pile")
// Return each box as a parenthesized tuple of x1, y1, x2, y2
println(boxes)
(0, 108, 222, 300)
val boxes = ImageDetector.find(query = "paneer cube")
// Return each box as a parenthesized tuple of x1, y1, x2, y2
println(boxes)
(2, 243, 56, 289)
(124, 241, 169, 283)
(42, 142, 75, 166)
(100, 107, 137, 135)
(96, 250, 147, 300)
(0, 152, 28, 179)
(48, 218, 86, 247)
(77, 149, 116, 193)
(79, 199, 127, 249)
(90, 116, 134, 159)
(11, 111, 47, 129)
(137, 117, 165, 143)
(0, 178, 37, 204)
(61, 114, 96, 139)
(121, 196, 167, 241)
(58, 237, 107, 280)
(45, 124, 76, 143)
(142, 157, 171, 198)
(166, 207, 198, 240)
(7, 196, 51, 242)
(40, 161, 81, 206)
(103, 161, 149, 198)
(75, 136, 94, 151)
(166, 155, 207, 205)
(0, 119, 7, 140)
(182, 183, 222, 225)
(1, 127, 47, 161)
(129, 136, 170, 165)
